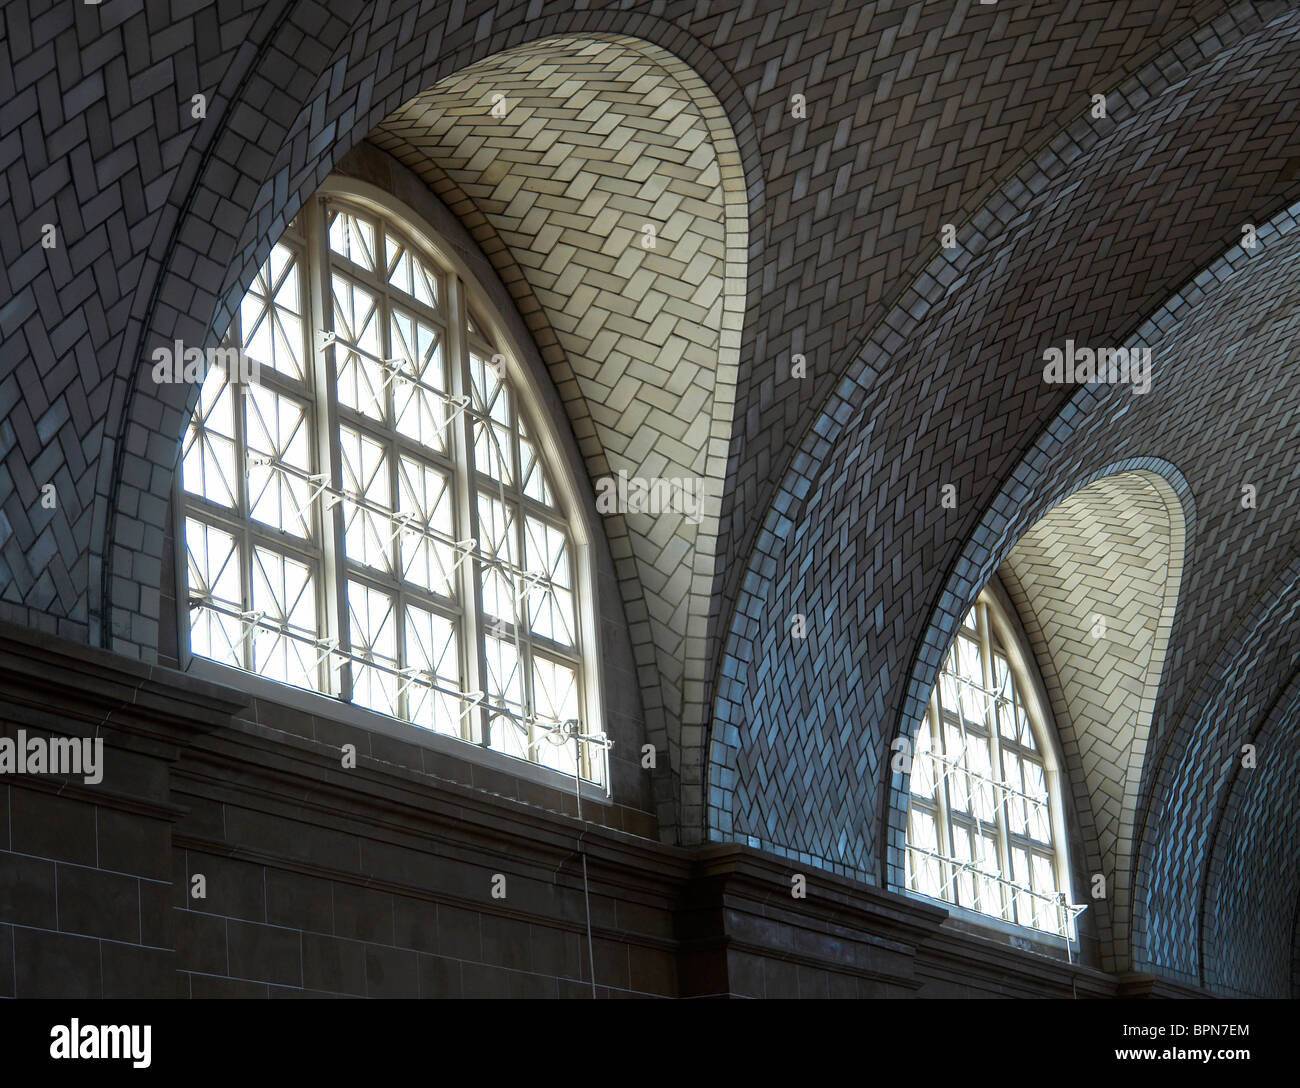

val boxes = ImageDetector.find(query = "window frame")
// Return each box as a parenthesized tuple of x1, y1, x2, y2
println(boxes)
(173, 179, 607, 793)
(905, 580, 1076, 941)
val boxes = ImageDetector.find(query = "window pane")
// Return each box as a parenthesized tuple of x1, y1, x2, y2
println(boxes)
(1025, 762, 1052, 843)
(977, 833, 1002, 918)
(477, 495, 518, 622)
(483, 633, 525, 759)
(907, 808, 941, 897)
(391, 307, 449, 451)
(518, 419, 552, 505)
(1004, 753, 1027, 836)
(347, 580, 397, 717)
(385, 233, 441, 311)
(951, 823, 975, 908)
(250, 547, 319, 691)
(403, 603, 463, 738)
(956, 636, 985, 724)
(967, 734, 995, 822)
(911, 722, 935, 798)
(531, 656, 579, 776)
(244, 384, 313, 537)
(396, 457, 456, 598)
(332, 275, 385, 420)
(945, 723, 970, 814)
(470, 351, 514, 486)
(183, 361, 238, 507)
(185, 519, 243, 668)
(525, 515, 575, 647)
(328, 209, 378, 272)
(339, 427, 392, 573)
(241, 242, 306, 381)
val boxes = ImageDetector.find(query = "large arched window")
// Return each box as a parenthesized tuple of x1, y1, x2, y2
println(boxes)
(178, 187, 602, 784)
(905, 590, 1075, 937)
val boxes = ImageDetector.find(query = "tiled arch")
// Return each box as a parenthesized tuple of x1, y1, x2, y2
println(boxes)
(368, 34, 750, 843)
(82, 8, 763, 841)
(711, 0, 1291, 652)
(1200, 661, 1300, 996)
(90, 2, 766, 664)
(1132, 553, 1300, 984)
(707, 2, 1300, 870)
(1001, 470, 1187, 973)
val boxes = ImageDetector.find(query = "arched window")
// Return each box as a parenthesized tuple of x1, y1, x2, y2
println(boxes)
(905, 590, 1075, 936)
(178, 187, 602, 784)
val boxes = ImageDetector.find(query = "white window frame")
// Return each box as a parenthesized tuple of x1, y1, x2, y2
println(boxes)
(174, 179, 608, 793)
(905, 580, 1078, 942)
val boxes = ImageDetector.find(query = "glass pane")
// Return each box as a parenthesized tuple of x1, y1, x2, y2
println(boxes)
(470, 351, 514, 485)
(347, 580, 397, 717)
(967, 734, 995, 822)
(910, 722, 934, 798)
(977, 833, 1002, 918)
(396, 457, 456, 598)
(391, 308, 449, 452)
(483, 633, 525, 758)
(250, 547, 319, 691)
(385, 233, 441, 310)
(907, 808, 941, 897)
(332, 275, 385, 421)
(531, 656, 579, 776)
(1003, 753, 1027, 835)
(518, 419, 552, 505)
(938, 650, 960, 715)
(945, 723, 970, 814)
(956, 636, 985, 725)
(477, 494, 518, 622)
(403, 603, 463, 738)
(339, 427, 392, 573)
(244, 384, 313, 537)
(1017, 694, 1036, 750)
(951, 824, 975, 908)
(241, 242, 306, 381)
(1025, 761, 1052, 843)
(182, 362, 238, 507)
(328, 209, 378, 272)
(1011, 846, 1032, 924)
(524, 515, 575, 647)
(185, 519, 243, 668)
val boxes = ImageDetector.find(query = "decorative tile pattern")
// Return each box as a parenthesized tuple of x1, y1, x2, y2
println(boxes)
(4, 0, 1300, 995)
(371, 36, 749, 841)
(1002, 471, 1185, 972)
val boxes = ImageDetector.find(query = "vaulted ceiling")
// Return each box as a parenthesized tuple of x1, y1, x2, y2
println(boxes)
(5, 0, 1300, 994)
(370, 35, 748, 840)
(1003, 470, 1186, 973)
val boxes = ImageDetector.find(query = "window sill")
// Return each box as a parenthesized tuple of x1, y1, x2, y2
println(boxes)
(183, 653, 612, 806)
(901, 888, 1081, 960)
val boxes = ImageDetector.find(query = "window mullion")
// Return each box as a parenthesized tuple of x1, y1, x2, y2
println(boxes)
(975, 601, 1012, 922)
(927, 697, 954, 901)
(229, 310, 255, 674)
(305, 197, 352, 700)
(446, 274, 485, 747)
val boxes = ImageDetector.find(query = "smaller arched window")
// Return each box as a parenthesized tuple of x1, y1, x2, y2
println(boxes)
(178, 185, 603, 784)
(905, 590, 1075, 936)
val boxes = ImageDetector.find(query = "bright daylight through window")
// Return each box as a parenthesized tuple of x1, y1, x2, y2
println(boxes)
(905, 593, 1076, 937)
(179, 193, 601, 784)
